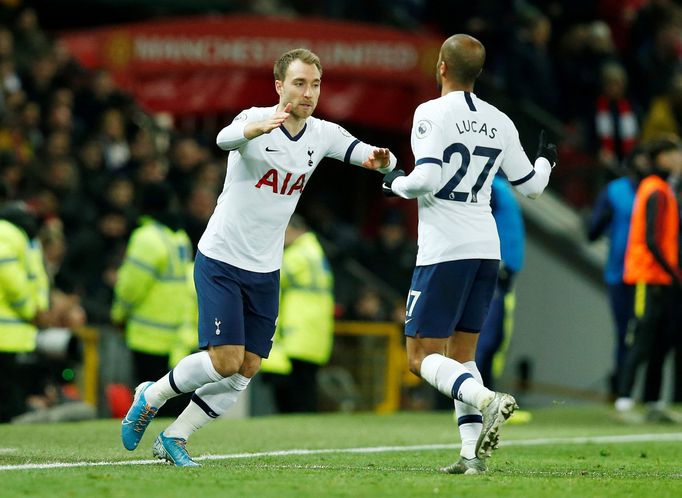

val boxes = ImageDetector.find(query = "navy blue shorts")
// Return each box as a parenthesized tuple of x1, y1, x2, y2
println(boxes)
(194, 251, 280, 358)
(404, 259, 499, 338)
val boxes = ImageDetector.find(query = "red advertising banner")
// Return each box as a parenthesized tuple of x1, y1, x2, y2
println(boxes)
(60, 15, 442, 131)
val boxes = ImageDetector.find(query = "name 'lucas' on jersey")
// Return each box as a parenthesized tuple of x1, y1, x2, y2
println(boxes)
(455, 119, 497, 139)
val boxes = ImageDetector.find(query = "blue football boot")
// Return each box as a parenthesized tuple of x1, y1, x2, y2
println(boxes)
(121, 381, 158, 451)
(152, 433, 201, 467)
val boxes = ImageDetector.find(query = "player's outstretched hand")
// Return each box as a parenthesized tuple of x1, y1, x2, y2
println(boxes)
(261, 103, 292, 134)
(536, 129, 558, 169)
(362, 148, 392, 170)
(382, 169, 406, 196)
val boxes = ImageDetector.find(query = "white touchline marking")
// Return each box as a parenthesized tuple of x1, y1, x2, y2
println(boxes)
(0, 449, 17, 454)
(1, 433, 681, 471)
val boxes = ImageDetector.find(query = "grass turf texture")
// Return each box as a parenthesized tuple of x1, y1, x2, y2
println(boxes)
(1, 404, 681, 497)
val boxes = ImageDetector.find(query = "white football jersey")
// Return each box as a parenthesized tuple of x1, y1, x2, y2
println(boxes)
(393, 91, 549, 266)
(199, 106, 395, 272)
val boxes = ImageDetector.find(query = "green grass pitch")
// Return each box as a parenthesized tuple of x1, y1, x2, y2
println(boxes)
(1, 404, 681, 497)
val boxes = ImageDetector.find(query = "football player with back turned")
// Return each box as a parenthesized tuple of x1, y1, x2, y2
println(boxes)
(382, 34, 556, 475)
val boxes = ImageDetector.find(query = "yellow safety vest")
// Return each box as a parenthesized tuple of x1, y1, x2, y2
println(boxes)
(111, 217, 195, 356)
(168, 262, 199, 368)
(0, 221, 43, 352)
(261, 232, 334, 373)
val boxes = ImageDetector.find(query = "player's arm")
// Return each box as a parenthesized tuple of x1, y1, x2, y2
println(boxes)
(216, 104, 291, 150)
(385, 162, 441, 199)
(503, 129, 555, 199)
(325, 124, 397, 174)
(346, 142, 396, 173)
(644, 191, 682, 285)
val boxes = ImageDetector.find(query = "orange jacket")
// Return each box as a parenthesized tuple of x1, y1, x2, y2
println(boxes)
(624, 175, 679, 285)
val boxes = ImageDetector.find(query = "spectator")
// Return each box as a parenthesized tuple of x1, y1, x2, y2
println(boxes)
(0, 202, 49, 422)
(17, 100, 44, 154)
(476, 174, 526, 390)
(587, 145, 650, 397)
(75, 137, 107, 201)
(56, 205, 130, 296)
(631, 21, 682, 108)
(101, 175, 137, 220)
(134, 155, 168, 186)
(261, 215, 335, 412)
(12, 7, 51, 76)
(183, 184, 216, 252)
(592, 62, 640, 178)
(167, 136, 208, 203)
(74, 68, 131, 130)
(21, 52, 59, 111)
(41, 129, 71, 161)
(99, 108, 130, 171)
(111, 182, 195, 414)
(505, 7, 559, 115)
(640, 73, 682, 143)
(617, 138, 682, 420)
(359, 209, 416, 296)
(347, 286, 391, 322)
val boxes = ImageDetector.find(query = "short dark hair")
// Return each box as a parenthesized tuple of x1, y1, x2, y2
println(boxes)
(274, 48, 323, 81)
(441, 34, 486, 86)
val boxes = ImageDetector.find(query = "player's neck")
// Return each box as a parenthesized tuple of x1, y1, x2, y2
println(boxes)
(282, 116, 307, 136)
(441, 81, 474, 96)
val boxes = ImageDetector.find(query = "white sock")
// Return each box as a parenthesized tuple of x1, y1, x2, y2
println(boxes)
(420, 353, 494, 409)
(455, 361, 483, 459)
(145, 351, 223, 407)
(164, 374, 251, 440)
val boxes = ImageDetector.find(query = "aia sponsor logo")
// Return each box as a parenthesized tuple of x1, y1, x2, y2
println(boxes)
(255, 169, 306, 195)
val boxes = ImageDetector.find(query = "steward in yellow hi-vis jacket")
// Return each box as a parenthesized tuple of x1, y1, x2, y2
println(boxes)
(261, 214, 334, 412)
(0, 202, 49, 422)
(111, 183, 197, 392)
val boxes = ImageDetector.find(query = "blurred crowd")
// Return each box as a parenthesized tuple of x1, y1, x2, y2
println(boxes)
(2, 0, 682, 331)
(0, 5, 225, 330)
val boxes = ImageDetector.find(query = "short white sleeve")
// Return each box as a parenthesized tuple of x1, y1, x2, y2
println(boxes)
(410, 105, 447, 168)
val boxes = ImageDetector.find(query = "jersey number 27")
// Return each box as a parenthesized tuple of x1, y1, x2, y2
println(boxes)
(435, 143, 501, 203)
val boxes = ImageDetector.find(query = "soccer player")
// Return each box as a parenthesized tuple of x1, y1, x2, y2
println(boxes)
(382, 34, 556, 474)
(120, 48, 396, 466)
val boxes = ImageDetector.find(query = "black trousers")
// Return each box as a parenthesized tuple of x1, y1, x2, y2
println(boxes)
(618, 284, 675, 401)
(0, 352, 28, 422)
(263, 359, 320, 413)
(667, 286, 682, 402)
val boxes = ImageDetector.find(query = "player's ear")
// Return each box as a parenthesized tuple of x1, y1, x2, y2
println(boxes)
(275, 80, 283, 96)
(439, 61, 447, 78)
